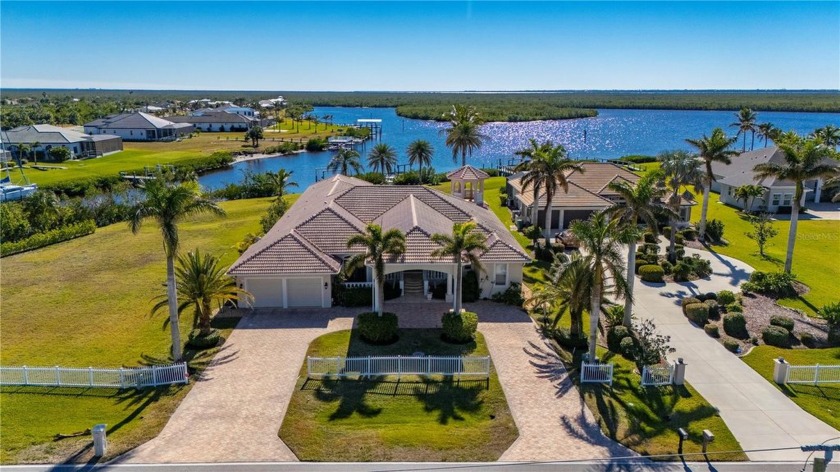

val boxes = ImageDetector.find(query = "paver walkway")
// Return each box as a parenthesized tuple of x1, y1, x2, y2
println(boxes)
(631, 243, 840, 461)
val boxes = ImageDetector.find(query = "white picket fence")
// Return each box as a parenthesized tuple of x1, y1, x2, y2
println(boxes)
(306, 355, 490, 379)
(786, 364, 840, 385)
(580, 362, 614, 386)
(0, 364, 189, 389)
(641, 363, 675, 386)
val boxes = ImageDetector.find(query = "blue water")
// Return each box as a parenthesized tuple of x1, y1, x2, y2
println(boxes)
(198, 107, 840, 190)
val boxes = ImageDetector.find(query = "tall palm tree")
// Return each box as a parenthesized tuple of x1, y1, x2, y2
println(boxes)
(605, 171, 674, 327)
(813, 124, 840, 147)
(731, 107, 758, 152)
(754, 134, 839, 273)
(756, 122, 776, 148)
(517, 141, 583, 239)
(345, 224, 406, 316)
(571, 211, 633, 360)
(441, 104, 487, 166)
(659, 150, 704, 261)
(513, 139, 552, 231)
(686, 128, 738, 240)
(431, 221, 488, 314)
(367, 143, 397, 175)
(328, 148, 363, 176)
(129, 177, 225, 361)
(154, 249, 253, 336)
(406, 140, 434, 183)
(530, 252, 593, 337)
(264, 169, 297, 198)
(31, 141, 41, 164)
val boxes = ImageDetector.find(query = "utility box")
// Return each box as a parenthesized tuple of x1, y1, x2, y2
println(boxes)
(92, 424, 108, 457)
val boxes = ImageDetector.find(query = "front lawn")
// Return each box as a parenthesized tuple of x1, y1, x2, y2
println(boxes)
(279, 329, 518, 461)
(741, 346, 840, 431)
(0, 196, 279, 463)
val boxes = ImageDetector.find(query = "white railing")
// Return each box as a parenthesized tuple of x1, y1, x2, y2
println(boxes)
(641, 363, 674, 386)
(424, 270, 447, 281)
(342, 282, 373, 289)
(580, 362, 613, 386)
(786, 364, 840, 385)
(0, 364, 189, 389)
(306, 355, 490, 379)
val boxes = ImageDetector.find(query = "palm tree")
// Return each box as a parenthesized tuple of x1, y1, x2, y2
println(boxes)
(686, 128, 738, 240)
(813, 125, 840, 147)
(367, 143, 397, 175)
(406, 140, 434, 183)
(754, 134, 839, 273)
(345, 224, 406, 316)
(529, 252, 593, 337)
(129, 177, 225, 361)
(516, 141, 583, 239)
(154, 249, 253, 336)
(513, 139, 551, 231)
(571, 211, 633, 360)
(733, 184, 766, 213)
(659, 150, 704, 261)
(604, 171, 674, 326)
(431, 221, 488, 314)
(31, 141, 41, 164)
(441, 104, 487, 166)
(328, 148, 363, 176)
(264, 169, 297, 198)
(756, 122, 776, 148)
(731, 107, 757, 152)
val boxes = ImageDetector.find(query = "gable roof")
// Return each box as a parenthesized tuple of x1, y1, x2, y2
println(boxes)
(707, 146, 835, 189)
(84, 112, 182, 130)
(229, 175, 529, 276)
(509, 162, 641, 207)
(166, 112, 254, 125)
(447, 165, 490, 181)
(3, 124, 95, 144)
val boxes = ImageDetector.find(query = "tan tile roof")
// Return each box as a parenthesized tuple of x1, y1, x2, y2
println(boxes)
(447, 165, 490, 181)
(228, 232, 340, 275)
(509, 162, 640, 208)
(295, 205, 365, 254)
(516, 181, 614, 207)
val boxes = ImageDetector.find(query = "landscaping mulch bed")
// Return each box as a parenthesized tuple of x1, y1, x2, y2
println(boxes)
(741, 293, 829, 346)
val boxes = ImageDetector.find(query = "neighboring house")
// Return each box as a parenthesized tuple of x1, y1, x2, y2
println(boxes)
(219, 106, 257, 118)
(1, 124, 123, 160)
(507, 162, 695, 234)
(259, 96, 286, 109)
(229, 170, 529, 308)
(711, 146, 835, 212)
(166, 111, 256, 132)
(84, 112, 194, 142)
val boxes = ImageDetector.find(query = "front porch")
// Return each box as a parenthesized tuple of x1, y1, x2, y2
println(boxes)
(341, 267, 455, 305)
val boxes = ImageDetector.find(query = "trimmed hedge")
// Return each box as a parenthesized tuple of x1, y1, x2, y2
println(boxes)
(762, 325, 791, 348)
(724, 313, 748, 338)
(684, 303, 709, 325)
(704, 292, 718, 301)
(619, 337, 635, 358)
(717, 290, 737, 306)
(554, 328, 588, 349)
(337, 287, 373, 307)
(799, 332, 816, 347)
(723, 339, 740, 353)
(726, 302, 743, 313)
(704, 299, 720, 319)
(1, 220, 96, 257)
(607, 325, 631, 353)
(639, 264, 664, 282)
(770, 315, 795, 333)
(643, 232, 657, 244)
(357, 312, 399, 344)
(442, 310, 478, 343)
(681, 228, 697, 241)
(681, 297, 702, 314)
(704, 324, 720, 337)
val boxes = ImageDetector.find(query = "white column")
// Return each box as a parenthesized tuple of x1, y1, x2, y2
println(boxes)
(558, 209, 565, 231)
(445, 270, 453, 302)
(281, 278, 288, 308)
(814, 178, 823, 202)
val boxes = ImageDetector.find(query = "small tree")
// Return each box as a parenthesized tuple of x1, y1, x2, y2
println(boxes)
(733, 184, 765, 213)
(745, 213, 778, 257)
(522, 225, 542, 248)
(48, 146, 71, 163)
(628, 318, 675, 368)
(260, 197, 289, 233)
(246, 126, 264, 147)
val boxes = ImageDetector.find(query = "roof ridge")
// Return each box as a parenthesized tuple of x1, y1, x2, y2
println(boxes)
(289, 230, 341, 270)
(228, 232, 294, 272)
(567, 180, 614, 204)
(597, 174, 633, 194)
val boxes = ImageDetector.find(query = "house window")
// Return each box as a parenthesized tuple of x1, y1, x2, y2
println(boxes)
(130, 130, 133, 136)
(494, 264, 507, 286)
(771, 194, 781, 206)
(782, 194, 793, 206)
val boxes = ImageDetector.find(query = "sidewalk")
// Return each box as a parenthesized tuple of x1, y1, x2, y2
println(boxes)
(630, 243, 839, 461)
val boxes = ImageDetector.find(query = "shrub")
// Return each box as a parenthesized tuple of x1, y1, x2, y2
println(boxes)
(673, 261, 692, 281)
(607, 325, 631, 353)
(663, 226, 672, 238)
(681, 228, 697, 241)
(704, 299, 720, 319)
(726, 302, 743, 313)
(684, 303, 709, 325)
(685, 254, 712, 278)
(305, 137, 328, 151)
(1, 220, 96, 257)
(644, 232, 657, 244)
(741, 271, 797, 298)
(675, 233, 685, 245)
(491, 283, 524, 306)
(704, 324, 720, 337)
(724, 313, 748, 338)
(619, 337, 636, 358)
(357, 312, 399, 344)
(186, 329, 221, 349)
(706, 219, 725, 243)
(639, 264, 664, 282)
(660, 260, 673, 275)
(762, 325, 791, 348)
(356, 172, 386, 184)
(642, 242, 660, 255)
(799, 332, 816, 347)
(681, 297, 702, 314)
(696, 293, 708, 302)
(717, 290, 737, 306)
(704, 292, 718, 301)
(817, 301, 840, 328)
(770, 315, 795, 333)
(393, 170, 422, 185)
(338, 287, 373, 307)
(603, 305, 624, 329)
(723, 339, 740, 353)
(442, 310, 478, 343)
(553, 328, 588, 349)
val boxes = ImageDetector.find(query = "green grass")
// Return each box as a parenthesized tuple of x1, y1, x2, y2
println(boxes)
(560, 346, 746, 461)
(690, 192, 840, 314)
(0, 196, 280, 463)
(741, 346, 840, 431)
(279, 329, 518, 461)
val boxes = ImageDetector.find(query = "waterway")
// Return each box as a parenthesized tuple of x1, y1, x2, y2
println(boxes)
(198, 107, 840, 190)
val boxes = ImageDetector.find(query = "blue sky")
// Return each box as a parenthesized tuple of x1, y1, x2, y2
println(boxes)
(1, 1, 838, 91)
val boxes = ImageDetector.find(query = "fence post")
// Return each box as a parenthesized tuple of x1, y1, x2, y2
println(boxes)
(119, 368, 125, 389)
(23, 366, 28, 385)
(673, 358, 686, 385)
(814, 364, 820, 386)
(89, 367, 94, 387)
(773, 357, 789, 384)
(55, 366, 61, 386)
(152, 366, 159, 387)
(398, 355, 401, 380)
(367, 356, 371, 379)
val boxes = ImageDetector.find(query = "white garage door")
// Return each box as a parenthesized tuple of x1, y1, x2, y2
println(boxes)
(248, 279, 283, 308)
(286, 278, 323, 307)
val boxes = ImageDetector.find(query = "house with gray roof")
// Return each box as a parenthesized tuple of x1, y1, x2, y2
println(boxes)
(710, 146, 834, 212)
(84, 112, 194, 142)
(1, 124, 123, 160)
(229, 170, 529, 309)
(165, 111, 256, 132)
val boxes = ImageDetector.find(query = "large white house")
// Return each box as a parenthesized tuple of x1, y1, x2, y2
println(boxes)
(166, 111, 256, 132)
(1, 124, 123, 160)
(229, 171, 529, 309)
(84, 112, 194, 142)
